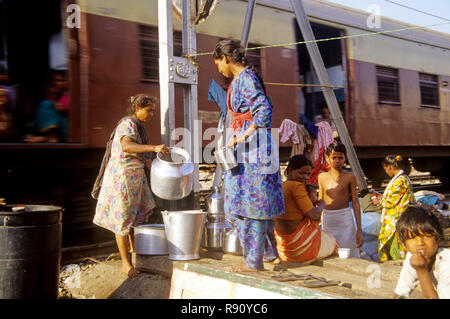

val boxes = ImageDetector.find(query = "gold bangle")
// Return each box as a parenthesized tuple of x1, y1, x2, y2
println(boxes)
(233, 137, 238, 145)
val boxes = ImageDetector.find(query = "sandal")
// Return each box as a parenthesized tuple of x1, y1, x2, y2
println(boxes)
(271, 270, 352, 288)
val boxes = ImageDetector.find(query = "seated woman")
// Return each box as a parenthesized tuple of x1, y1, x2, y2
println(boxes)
(25, 72, 67, 143)
(275, 155, 338, 263)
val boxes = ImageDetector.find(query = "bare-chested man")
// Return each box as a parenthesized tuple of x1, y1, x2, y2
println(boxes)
(318, 143, 364, 258)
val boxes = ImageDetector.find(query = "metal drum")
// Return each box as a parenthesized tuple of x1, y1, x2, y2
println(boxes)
(0, 205, 63, 299)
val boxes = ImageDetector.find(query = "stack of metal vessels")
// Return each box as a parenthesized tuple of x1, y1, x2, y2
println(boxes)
(201, 186, 243, 255)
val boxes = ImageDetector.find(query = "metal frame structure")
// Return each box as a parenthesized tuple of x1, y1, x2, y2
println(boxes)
(289, 0, 369, 196)
(158, 0, 200, 196)
(158, 0, 369, 206)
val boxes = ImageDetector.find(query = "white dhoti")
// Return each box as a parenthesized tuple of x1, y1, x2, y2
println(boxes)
(322, 207, 360, 258)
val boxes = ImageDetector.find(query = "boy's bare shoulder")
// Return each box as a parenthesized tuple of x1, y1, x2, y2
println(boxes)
(318, 171, 330, 181)
(339, 171, 356, 186)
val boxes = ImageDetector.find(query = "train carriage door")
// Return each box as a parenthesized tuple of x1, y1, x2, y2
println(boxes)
(294, 20, 346, 126)
(0, 0, 80, 144)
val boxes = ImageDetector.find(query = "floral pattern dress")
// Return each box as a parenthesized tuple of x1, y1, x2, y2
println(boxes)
(223, 68, 285, 270)
(224, 68, 285, 221)
(93, 119, 155, 236)
(377, 172, 414, 261)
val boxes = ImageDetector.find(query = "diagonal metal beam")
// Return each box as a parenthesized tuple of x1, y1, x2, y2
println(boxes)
(290, 0, 369, 194)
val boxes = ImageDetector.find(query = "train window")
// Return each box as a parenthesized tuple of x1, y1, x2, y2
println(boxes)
(419, 73, 440, 108)
(138, 25, 182, 82)
(376, 66, 400, 104)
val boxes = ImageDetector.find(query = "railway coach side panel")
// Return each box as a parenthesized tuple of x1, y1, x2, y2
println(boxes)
(349, 59, 449, 147)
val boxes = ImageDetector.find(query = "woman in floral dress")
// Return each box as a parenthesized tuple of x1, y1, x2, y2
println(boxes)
(93, 94, 169, 277)
(371, 155, 414, 261)
(213, 40, 285, 271)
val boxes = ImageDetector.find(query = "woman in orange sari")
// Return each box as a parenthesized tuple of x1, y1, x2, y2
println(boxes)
(275, 155, 338, 263)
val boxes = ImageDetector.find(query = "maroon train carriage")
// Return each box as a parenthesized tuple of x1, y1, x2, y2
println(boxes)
(0, 0, 448, 249)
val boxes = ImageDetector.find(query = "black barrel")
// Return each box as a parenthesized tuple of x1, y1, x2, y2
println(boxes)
(0, 205, 63, 299)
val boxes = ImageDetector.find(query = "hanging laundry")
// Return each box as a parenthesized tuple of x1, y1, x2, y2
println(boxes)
(280, 118, 299, 144)
(313, 121, 334, 163)
(208, 78, 227, 131)
(291, 123, 312, 157)
(308, 121, 334, 184)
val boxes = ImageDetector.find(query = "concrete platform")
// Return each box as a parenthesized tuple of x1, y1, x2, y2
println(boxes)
(135, 249, 422, 299)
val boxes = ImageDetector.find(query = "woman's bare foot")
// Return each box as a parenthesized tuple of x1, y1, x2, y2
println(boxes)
(122, 264, 140, 278)
(265, 257, 282, 265)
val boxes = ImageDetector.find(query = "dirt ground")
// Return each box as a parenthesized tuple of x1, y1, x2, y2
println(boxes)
(58, 254, 171, 299)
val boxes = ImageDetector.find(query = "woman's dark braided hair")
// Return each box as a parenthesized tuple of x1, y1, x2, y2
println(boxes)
(382, 154, 411, 175)
(213, 39, 268, 96)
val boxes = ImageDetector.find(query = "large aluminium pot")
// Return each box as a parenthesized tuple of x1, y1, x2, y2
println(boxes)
(151, 147, 194, 200)
(133, 224, 169, 255)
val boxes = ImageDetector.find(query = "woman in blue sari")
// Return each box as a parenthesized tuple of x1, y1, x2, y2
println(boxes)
(33, 72, 67, 143)
(213, 40, 285, 271)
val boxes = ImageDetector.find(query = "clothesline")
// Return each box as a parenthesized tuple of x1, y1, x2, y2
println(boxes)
(265, 82, 344, 89)
(187, 22, 450, 57)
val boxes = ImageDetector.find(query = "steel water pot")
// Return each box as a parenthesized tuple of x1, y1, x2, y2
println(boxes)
(206, 186, 224, 215)
(201, 213, 229, 250)
(223, 226, 243, 256)
(214, 146, 237, 171)
(151, 147, 194, 200)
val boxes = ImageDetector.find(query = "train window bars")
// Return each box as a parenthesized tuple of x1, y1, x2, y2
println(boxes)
(419, 73, 440, 108)
(376, 65, 401, 105)
(138, 25, 183, 82)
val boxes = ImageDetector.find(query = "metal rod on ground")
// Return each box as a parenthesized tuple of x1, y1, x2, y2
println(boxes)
(290, 0, 369, 195)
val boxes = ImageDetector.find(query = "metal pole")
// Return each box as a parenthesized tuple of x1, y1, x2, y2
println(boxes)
(182, 0, 200, 193)
(240, 0, 257, 48)
(158, 0, 175, 147)
(290, 0, 368, 193)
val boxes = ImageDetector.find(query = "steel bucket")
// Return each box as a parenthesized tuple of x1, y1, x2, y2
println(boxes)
(133, 224, 169, 255)
(162, 210, 207, 260)
(214, 146, 237, 171)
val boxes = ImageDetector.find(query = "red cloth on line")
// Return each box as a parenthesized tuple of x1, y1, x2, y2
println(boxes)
(308, 148, 330, 184)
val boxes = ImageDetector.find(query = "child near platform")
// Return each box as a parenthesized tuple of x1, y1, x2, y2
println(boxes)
(318, 143, 364, 258)
(394, 204, 450, 299)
